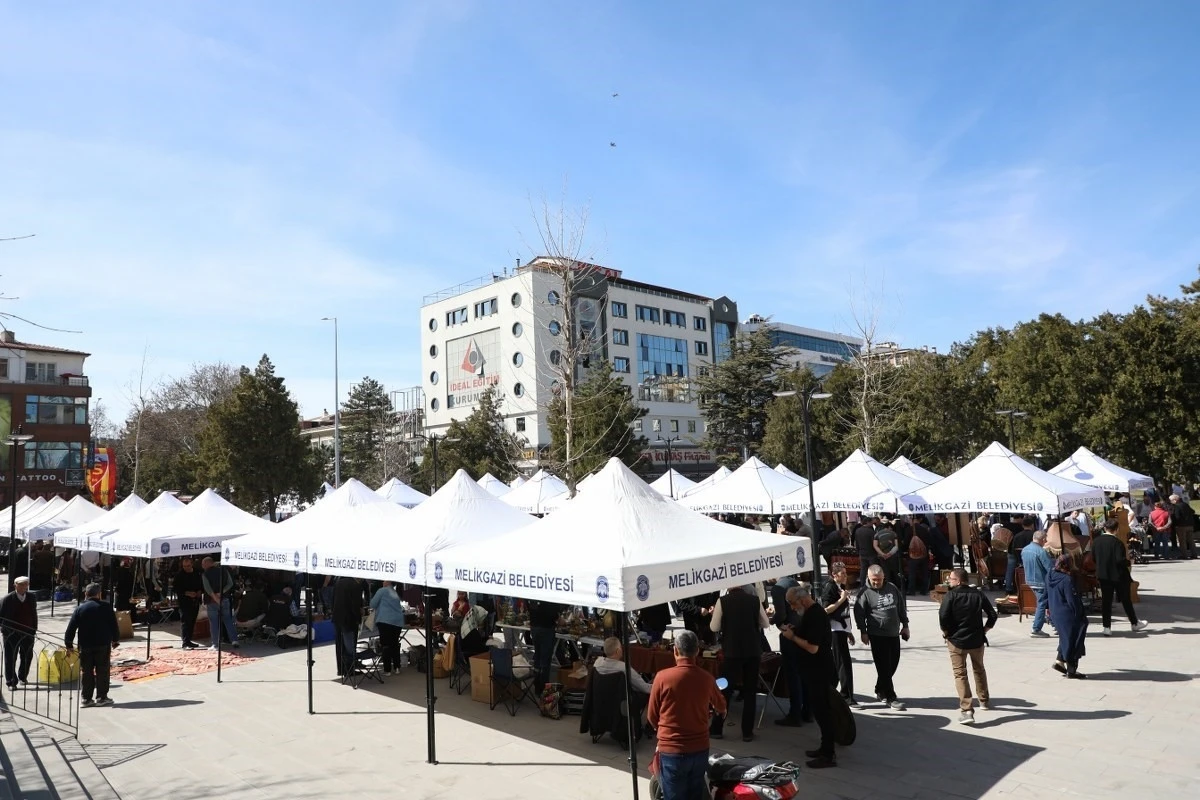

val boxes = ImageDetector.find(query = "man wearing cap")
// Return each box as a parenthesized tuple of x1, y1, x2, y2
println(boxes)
(65, 583, 121, 706)
(0, 577, 37, 690)
(1168, 494, 1196, 559)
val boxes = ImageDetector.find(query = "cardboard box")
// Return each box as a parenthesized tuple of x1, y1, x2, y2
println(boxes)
(469, 651, 527, 705)
(556, 661, 589, 691)
(115, 610, 134, 640)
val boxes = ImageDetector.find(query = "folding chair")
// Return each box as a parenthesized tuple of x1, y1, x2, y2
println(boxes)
(490, 649, 536, 716)
(447, 635, 471, 695)
(756, 652, 788, 729)
(347, 637, 385, 689)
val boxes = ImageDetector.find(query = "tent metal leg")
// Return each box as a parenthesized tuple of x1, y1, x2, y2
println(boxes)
(424, 588, 437, 764)
(307, 586, 314, 715)
(621, 615, 640, 800)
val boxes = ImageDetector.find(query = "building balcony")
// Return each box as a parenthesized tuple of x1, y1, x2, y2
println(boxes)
(14, 374, 90, 387)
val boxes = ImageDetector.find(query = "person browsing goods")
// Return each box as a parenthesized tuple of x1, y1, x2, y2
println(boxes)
(854, 565, 910, 710)
(938, 569, 997, 724)
(64, 583, 121, 707)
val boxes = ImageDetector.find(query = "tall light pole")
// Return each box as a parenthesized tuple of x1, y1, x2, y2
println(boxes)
(656, 435, 680, 498)
(321, 317, 341, 487)
(6, 427, 34, 592)
(773, 388, 831, 588)
(994, 409, 1028, 452)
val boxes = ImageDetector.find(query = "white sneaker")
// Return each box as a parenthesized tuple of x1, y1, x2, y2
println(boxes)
(889, 700, 906, 711)
(1133, 620, 1148, 632)
(1102, 627, 1112, 637)
(957, 710, 975, 725)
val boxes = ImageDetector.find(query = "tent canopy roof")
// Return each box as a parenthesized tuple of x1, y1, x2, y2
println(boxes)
(377, 478, 430, 508)
(888, 456, 944, 484)
(648, 469, 697, 500)
(1048, 447, 1154, 493)
(677, 457, 803, 514)
(476, 472, 511, 497)
(22, 496, 105, 541)
(773, 464, 809, 486)
(779, 449, 931, 514)
(54, 494, 148, 550)
(500, 469, 568, 514)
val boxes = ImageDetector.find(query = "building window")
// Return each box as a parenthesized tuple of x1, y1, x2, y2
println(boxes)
(614, 357, 630, 373)
(512, 322, 523, 337)
(635, 305, 660, 323)
(698, 366, 710, 378)
(768, 330, 860, 358)
(431, 398, 440, 411)
(429, 345, 438, 358)
(695, 341, 709, 356)
(637, 333, 691, 403)
(511, 292, 522, 308)
(670, 419, 679, 433)
(547, 290, 560, 306)
(694, 317, 707, 332)
(516, 417, 526, 432)
(429, 318, 438, 331)
(633, 419, 643, 433)
(688, 420, 697, 434)
(611, 302, 627, 318)
(24, 441, 83, 470)
(25, 362, 58, 383)
(549, 350, 561, 366)
(0, 359, 7, 379)
(473, 298, 498, 319)
(664, 310, 686, 327)
(548, 320, 562, 336)
(24, 396, 87, 425)
(430, 372, 439, 385)
(446, 307, 467, 326)
(612, 329, 629, 346)
(652, 419, 662, 433)
(512, 353, 524, 367)
(713, 321, 735, 363)
(513, 383, 525, 398)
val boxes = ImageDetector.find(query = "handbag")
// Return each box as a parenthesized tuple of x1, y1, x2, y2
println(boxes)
(360, 609, 377, 637)
(828, 685, 856, 746)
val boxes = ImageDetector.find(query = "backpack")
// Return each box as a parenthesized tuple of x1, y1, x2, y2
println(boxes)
(908, 534, 928, 560)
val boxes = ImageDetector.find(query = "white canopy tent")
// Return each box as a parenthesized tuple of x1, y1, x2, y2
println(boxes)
(309, 470, 534, 583)
(0, 497, 58, 537)
(21, 496, 106, 542)
(0, 496, 35, 522)
(779, 449, 932, 514)
(437, 458, 811, 610)
(774, 464, 809, 486)
(677, 456, 804, 515)
(648, 469, 697, 500)
(377, 478, 430, 508)
(225, 479, 409, 572)
(476, 472, 511, 498)
(91, 492, 188, 555)
(499, 469, 568, 514)
(509, 475, 527, 490)
(54, 494, 147, 550)
(1049, 447, 1154, 494)
(900, 442, 1105, 516)
(679, 466, 732, 498)
(888, 456, 944, 484)
(112, 489, 271, 559)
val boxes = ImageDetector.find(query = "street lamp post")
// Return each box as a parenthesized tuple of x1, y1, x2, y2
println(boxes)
(6, 427, 34, 592)
(773, 389, 831, 589)
(656, 435, 680, 498)
(994, 409, 1028, 452)
(321, 317, 342, 487)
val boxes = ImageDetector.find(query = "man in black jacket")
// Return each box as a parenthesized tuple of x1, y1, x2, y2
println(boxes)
(332, 576, 363, 677)
(709, 585, 770, 743)
(1093, 518, 1148, 635)
(65, 583, 121, 706)
(0, 576, 37, 689)
(771, 574, 805, 726)
(1168, 494, 1196, 559)
(173, 558, 204, 650)
(780, 583, 837, 769)
(938, 569, 997, 724)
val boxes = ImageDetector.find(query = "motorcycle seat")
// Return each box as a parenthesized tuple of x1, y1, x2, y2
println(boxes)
(706, 756, 776, 783)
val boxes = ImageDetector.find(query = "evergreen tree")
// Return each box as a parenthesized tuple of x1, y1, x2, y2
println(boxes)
(341, 376, 392, 487)
(199, 355, 322, 520)
(548, 360, 647, 486)
(411, 387, 524, 491)
(696, 324, 787, 466)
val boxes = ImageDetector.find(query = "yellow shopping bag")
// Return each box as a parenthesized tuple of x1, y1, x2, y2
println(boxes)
(37, 648, 81, 684)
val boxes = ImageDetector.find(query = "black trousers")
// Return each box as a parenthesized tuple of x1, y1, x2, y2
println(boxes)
(869, 635, 901, 702)
(80, 646, 112, 701)
(779, 645, 805, 719)
(802, 669, 835, 758)
(179, 598, 200, 644)
(3, 632, 33, 686)
(1099, 579, 1139, 628)
(830, 631, 854, 700)
(711, 655, 760, 736)
(377, 622, 402, 672)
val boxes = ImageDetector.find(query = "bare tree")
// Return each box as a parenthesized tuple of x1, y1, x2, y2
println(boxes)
(835, 277, 903, 457)
(124, 347, 156, 497)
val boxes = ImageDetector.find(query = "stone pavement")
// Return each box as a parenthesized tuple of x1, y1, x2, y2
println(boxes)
(33, 560, 1200, 800)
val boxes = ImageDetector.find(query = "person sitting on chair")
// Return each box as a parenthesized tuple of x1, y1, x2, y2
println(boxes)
(459, 603, 490, 658)
(593, 636, 653, 695)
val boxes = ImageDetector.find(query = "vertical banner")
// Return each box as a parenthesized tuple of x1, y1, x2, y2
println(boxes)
(86, 446, 117, 507)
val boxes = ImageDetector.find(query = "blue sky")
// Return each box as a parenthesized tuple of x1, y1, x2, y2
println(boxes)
(2, 2, 1198, 421)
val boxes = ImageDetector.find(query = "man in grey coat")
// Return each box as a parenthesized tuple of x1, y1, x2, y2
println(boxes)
(854, 565, 910, 710)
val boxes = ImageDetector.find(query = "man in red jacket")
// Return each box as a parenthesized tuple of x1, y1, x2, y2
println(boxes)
(646, 630, 727, 800)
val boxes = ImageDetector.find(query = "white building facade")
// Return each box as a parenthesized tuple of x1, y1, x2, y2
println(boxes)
(419, 259, 739, 476)
(740, 316, 863, 378)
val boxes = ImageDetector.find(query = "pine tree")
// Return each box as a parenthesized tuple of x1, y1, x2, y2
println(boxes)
(199, 355, 322, 520)
(548, 360, 647, 485)
(341, 376, 392, 486)
(696, 324, 787, 465)
(411, 387, 524, 491)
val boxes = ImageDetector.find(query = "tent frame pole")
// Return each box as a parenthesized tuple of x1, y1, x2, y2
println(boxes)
(424, 586, 438, 764)
(621, 614, 640, 800)
(307, 585, 315, 714)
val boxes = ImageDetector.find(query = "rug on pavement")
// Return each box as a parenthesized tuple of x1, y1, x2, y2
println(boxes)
(113, 645, 259, 682)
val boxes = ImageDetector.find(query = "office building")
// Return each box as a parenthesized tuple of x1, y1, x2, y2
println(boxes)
(739, 315, 863, 378)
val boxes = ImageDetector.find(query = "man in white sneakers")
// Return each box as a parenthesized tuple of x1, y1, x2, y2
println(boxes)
(854, 565, 910, 711)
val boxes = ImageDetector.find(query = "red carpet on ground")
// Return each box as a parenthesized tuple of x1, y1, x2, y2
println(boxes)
(113, 644, 259, 682)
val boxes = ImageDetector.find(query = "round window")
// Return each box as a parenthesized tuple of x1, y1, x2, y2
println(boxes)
(431, 398, 440, 411)
(511, 292, 522, 308)
(548, 320, 562, 336)
(512, 322, 523, 337)
(548, 290, 560, 306)
(514, 383, 525, 398)
(549, 350, 561, 366)
(430, 371, 439, 385)
(512, 353, 524, 367)
(429, 344, 438, 358)
(429, 318, 438, 331)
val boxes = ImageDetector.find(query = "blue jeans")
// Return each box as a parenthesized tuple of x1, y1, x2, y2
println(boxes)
(1004, 553, 1018, 594)
(338, 628, 358, 676)
(531, 627, 557, 689)
(658, 750, 708, 800)
(205, 599, 237, 648)
(1031, 587, 1048, 632)
(1154, 532, 1171, 559)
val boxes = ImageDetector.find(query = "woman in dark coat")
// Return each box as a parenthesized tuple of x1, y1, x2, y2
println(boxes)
(1046, 554, 1088, 678)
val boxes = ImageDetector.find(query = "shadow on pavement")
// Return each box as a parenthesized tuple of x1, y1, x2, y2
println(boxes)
(969, 707, 1130, 730)
(1087, 669, 1195, 682)
(110, 699, 205, 709)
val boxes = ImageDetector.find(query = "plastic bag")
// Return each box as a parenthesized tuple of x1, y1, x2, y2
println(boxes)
(37, 648, 81, 684)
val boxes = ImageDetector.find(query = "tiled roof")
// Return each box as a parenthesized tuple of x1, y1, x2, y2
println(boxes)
(0, 339, 90, 356)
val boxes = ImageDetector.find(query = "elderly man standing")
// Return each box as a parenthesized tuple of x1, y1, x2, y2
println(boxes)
(780, 584, 837, 769)
(200, 557, 238, 651)
(0, 576, 37, 690)
(65, 583, 121, 707)
(938, 569, 997, 724)
(1169, 494, 1196, 559)
(1021, 530, 1054, 637)
(646, 630, 727, 800)
(854, 565, 909, 710)
(710, 584, 770, 742)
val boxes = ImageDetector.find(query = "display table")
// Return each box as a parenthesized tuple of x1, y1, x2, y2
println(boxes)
(628, 644, 721, 678)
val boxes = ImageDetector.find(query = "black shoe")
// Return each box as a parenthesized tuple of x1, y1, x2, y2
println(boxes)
(1067, 672, 1088, 680)
(801, 712, 814, 723)
(1052, 662, 1067, 675)
(774, 717, 803, 727)
(711, 732, 724, 740)
(806, 756, 836, 769)
(742, 735, 755, 743)
(805, 749, 823, 758)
